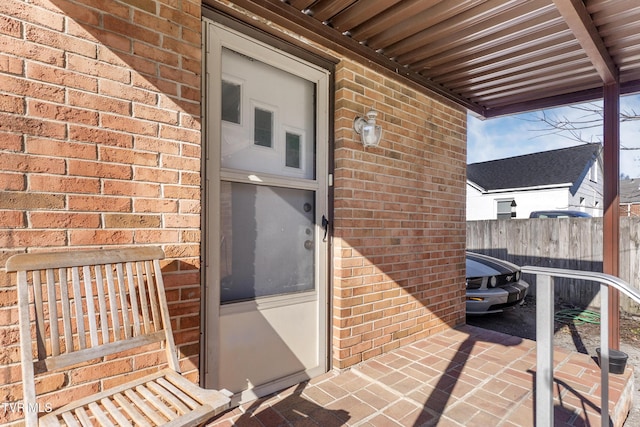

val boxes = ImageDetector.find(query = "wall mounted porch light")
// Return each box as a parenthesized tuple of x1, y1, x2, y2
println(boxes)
(353, 108, 383, 148)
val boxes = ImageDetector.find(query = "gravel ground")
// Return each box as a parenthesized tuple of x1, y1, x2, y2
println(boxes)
(466, 295, 640, 426)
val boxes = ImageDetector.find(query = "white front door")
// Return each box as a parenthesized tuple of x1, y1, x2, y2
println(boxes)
(204, 21, 329, 403)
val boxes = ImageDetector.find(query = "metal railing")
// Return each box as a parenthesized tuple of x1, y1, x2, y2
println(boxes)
(521, 266, 640, 427)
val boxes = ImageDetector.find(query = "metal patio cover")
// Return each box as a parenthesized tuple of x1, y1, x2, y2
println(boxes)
(220, 0, 640, 118)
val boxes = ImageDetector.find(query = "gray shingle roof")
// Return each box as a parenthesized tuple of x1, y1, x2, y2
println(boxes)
(467, 143, 602, 191)
(620, 178, 640, 203)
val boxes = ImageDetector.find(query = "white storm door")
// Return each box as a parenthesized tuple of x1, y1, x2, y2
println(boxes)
(205, 21, 329, 403)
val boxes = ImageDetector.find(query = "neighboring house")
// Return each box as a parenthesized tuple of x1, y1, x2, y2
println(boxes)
(467, 144, 604, 220)
(620, 178, 640, 217)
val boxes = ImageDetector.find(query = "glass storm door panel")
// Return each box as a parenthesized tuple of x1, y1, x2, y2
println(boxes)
(205, 21, 329, 403)
(219, 182, 315, 303)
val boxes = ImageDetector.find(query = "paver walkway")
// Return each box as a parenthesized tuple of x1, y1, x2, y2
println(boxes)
(207, 325, 634, 426)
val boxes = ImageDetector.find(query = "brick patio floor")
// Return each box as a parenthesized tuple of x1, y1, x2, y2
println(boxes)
(206, 325, 634, 426)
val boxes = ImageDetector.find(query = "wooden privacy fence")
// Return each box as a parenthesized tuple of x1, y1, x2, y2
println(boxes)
(467, 217, 640, 315)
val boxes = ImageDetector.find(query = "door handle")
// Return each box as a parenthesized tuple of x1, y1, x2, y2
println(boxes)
(322, 215, 330, 242)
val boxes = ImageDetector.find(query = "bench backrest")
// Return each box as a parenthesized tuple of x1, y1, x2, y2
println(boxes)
(6, 246, 180, 422)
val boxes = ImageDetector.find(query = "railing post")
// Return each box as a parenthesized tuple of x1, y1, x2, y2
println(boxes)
(600, 283, 610, 427)
(522, 265, 640, 427)
(536, 274, 554, 427)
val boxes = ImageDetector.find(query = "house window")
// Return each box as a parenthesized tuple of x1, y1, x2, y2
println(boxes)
(254, 107, 273, 147)
(221, 80, 241, 124)
(285, 132, 301, 169)
(497, 199, 514, 220)
(589, 162, 599, 182)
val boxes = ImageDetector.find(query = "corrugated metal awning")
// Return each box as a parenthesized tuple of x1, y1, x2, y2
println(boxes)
(214, 0, 640, 118)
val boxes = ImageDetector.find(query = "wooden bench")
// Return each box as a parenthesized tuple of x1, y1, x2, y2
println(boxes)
(6, 246, 231, 426)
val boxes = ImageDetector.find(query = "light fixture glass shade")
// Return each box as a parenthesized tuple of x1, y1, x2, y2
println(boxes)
(354, 109, 383, 148)
(360, 123, 382, 147)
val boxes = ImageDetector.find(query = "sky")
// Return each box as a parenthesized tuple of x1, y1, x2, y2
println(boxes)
(467, 93, 640, 178)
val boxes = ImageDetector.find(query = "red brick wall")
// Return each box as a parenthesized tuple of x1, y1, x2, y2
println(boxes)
(1, 0, 470, 419)
(332, 60, 467, 369)
(621, 203, 640, 217)
(0, 0, 202, 423)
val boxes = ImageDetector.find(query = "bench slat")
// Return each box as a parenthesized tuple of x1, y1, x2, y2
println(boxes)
(115, 263, 131, 340)
(46, 269, 60, 356)
(41, 415, 63, 427)
(94, 266, 109, 344)
(135, 262, 152, 334)
(88, 401, 115, 427)
(104, 264, 121, 342)
(58, 268, 73, 353)
(101, 397, 133, 427)
(33, 271, 47, 358)
(156, 377, 199, 410)
(113, 392, 152, 427)
(71, 267, 87, 349)
(39, 332, 165, 372)
(146, 380, 191, 415)
(136, 383, 178, 421)
(61, 412, 81, 427)
(162, 406, 222, 427)
(5, 247, 165, 271)
(82, 265, 99, 347)
(145, 260, 161, 335)
(125, 262, 142, 337)
(164, 370, 232, 404)
(124, 388, 167, 425)
(75, 407, 92, 427)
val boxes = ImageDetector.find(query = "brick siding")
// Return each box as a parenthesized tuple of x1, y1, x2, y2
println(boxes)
(621, 203, 640, 217)
(1, 0, 469, 420)
(332, 60, 467, 369)
(0, 0, 201, 423)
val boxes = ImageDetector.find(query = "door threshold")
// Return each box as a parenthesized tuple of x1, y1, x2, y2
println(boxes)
(229, 366, 326, 407)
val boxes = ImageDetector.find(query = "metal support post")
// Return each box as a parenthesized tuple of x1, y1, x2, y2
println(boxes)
(603, 81, 620, 349)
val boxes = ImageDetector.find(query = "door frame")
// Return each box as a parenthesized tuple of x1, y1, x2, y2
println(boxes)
(201, 14, 335, 395)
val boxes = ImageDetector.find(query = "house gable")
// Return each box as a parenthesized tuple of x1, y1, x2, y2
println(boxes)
(467, 143, 602, 192)
(467, 144, 603, 219)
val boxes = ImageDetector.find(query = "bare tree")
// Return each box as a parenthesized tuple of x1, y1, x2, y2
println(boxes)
(527, 102, 640, 150)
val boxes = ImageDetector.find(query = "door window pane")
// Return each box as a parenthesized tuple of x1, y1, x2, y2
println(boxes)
(220, 181, 315, 303)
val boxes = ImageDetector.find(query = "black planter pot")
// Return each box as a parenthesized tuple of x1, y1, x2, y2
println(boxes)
(596, 348, 629, 374)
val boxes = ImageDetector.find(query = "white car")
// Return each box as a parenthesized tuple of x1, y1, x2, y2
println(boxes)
(466, 252, 529, 314)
